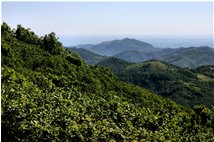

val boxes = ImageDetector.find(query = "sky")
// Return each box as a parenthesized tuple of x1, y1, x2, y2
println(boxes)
(1, 2, 214, 47)
(2, 2, 213, 36)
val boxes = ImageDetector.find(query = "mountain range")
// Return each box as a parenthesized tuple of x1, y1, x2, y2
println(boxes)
(74, 38, 214, 68)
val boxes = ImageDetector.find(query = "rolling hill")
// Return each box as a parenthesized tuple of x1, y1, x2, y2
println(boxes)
(161, 46, 214, 68)
(113, 50, 153, 63)
(113, 46, 214, 68)
(98, 58, 214, 107)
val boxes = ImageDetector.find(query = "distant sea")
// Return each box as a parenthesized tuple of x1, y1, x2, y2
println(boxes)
(59, 35, 214, 48)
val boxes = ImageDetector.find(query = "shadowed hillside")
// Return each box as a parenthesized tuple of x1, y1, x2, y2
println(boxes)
(68, 47, 107, 64)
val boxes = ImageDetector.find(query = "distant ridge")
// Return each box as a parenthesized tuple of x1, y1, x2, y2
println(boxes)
(78, 38, 161, 56)
(70, 38, 214, 68)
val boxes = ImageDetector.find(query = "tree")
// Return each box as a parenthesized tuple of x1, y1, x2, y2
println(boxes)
(42, 32, 63, 54)
(15, 24, 41, 45)
(1, 22, 15, 40)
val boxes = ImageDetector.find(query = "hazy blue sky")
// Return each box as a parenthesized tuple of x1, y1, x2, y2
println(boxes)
(2, 2, 213, 36)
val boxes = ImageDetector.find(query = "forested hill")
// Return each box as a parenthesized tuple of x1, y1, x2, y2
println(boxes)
(98, 58, 214, 107)
(68, 47, 107, 64)
(1, 22, 214, 141)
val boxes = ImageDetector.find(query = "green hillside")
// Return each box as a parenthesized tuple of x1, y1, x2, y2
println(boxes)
(113, 50, 153, 63)
(98, 58, 214, 107)
(68, 47, 107, 64)
(97, 57, 131, 74)
(2, 23, 214, 141)
(196, 65, 214, 78)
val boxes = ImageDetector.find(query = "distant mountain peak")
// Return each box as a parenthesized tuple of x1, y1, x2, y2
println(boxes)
(98, 40, 114, 46)
(98, 38, 146, 45)
(119, 38, 146, 43)
(122, 37, 135, 41)
(78, 38, 161, 56)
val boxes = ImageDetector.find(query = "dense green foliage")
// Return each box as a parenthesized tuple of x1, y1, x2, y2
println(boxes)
(98, 58, 214, 107)
(195, 65, 214, 78)
(15, 24, 42, 45)
(2, 23, 214, 141)
(69, 47, 107, 64)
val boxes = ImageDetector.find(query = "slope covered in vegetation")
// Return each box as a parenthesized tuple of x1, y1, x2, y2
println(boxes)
(1, 23, 214, 141)
(69, 47, 107, 64)
(98, 58, 214, 107)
